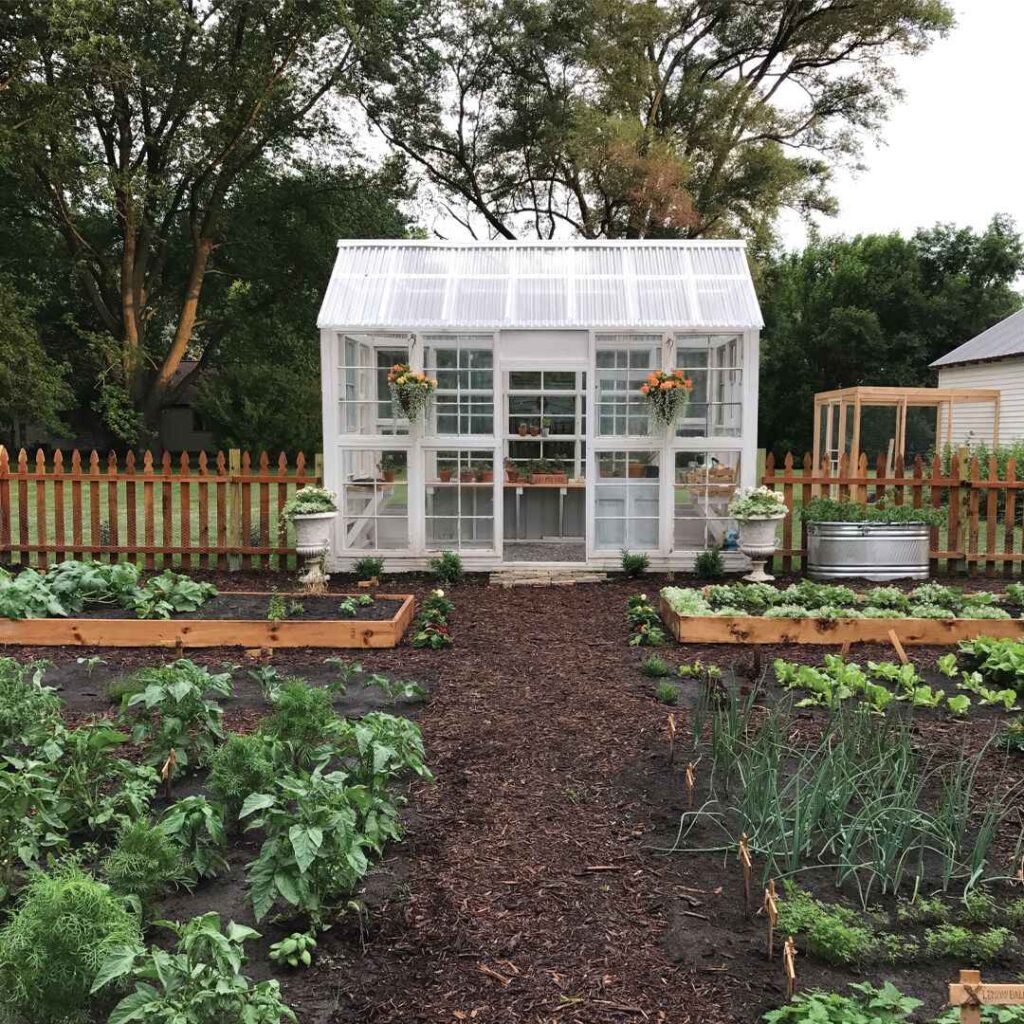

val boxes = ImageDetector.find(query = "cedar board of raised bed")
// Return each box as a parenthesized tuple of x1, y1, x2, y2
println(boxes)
(0, 592, 416, 650)
(658, 596, 1024, 646)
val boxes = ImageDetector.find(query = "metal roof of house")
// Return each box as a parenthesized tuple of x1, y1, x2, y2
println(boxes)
(317, 239, 763, 331)
(931, 307, 1024, 368)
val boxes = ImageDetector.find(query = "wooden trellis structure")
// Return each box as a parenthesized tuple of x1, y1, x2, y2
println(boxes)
(812, 386, 1000, 475)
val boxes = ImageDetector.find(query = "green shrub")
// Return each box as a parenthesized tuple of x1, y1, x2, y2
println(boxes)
(628, 593, 668, 645)
(117, 659, 232, 770)
(802, 496, 946, 526)
(101, 817, 190, 906)
(640, 655, 671, 677)
(158, 796, 229, 880)
(261, 679, 340, 767)
(962, 888, 997, 925)
(0, 864, 142, 1023)
(776, 886, 875, 965)
(93, 912, 296, 1023)
(353, 556, 384, 581)
(694, 547, 724, 580)
(429, 550, 463, 585)
(655, 681, 680, 705)
(208, 732, 280, 820)
(0, 657, 62, 753)
(620, 549, 649, 577)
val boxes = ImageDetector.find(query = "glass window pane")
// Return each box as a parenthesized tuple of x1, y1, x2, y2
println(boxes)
(425, 448, 496, 552)
(424, 337, 494, 438)
(596, 335, 660, 437)
(340, 449, 409, 551)
(338, 336, 409, 436)
(673, 451, 740, 551)
(594, 450, 660, 550)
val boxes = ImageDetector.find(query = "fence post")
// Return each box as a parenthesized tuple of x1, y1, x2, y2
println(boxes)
(0, 446, 10, 560)
(227, 448, 242, 571)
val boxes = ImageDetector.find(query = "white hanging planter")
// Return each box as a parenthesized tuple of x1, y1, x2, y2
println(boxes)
(736, 513, 785, 582)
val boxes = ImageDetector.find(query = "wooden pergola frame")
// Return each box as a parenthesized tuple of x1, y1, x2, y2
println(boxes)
(812, 386, 1001, 471)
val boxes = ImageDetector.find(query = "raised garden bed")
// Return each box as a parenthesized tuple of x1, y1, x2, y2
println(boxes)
(0, 591, 415, 648)
(657, 599, 1024, 646)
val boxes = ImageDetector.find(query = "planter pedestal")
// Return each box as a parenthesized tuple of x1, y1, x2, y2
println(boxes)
(736, 515, 784, 582)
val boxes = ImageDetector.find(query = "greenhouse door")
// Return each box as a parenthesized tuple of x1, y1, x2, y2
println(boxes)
(501, 366, 587, 563)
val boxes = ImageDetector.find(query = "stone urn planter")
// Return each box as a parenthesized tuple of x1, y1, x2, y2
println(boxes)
(735, 514, 786, 582)
(282, 486, 339, 593)
(727, 486, 789, 583)
(292, 510, 337, 560)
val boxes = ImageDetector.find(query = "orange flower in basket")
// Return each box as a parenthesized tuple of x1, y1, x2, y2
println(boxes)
(674, 369, 684, 378)
(640, 384, 650, 394)
(647, 372, 659, 385)
(660, 380, 673, 390)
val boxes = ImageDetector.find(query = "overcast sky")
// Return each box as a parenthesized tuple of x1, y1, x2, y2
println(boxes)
(777, 0, 1024, 250)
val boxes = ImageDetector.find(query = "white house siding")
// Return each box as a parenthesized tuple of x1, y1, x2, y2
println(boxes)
(937, 359, 1024, 445)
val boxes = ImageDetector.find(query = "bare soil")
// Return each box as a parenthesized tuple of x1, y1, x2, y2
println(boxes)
(5, 569, 1024, 1022)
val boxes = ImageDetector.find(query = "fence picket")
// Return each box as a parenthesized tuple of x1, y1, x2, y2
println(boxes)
(89, 451, 101, 561)
(107, 451, 120, 557)
(1006, 458, 1018, 577)
(52, 450, 65, 561)
(0, 446, 10, 559)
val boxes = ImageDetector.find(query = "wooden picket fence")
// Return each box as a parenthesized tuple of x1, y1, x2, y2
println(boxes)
(761, 450, 1024, 576)
(0, 446, 322, 570)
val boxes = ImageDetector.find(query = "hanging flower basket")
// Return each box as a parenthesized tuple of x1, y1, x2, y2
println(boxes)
(639, 370, 693, 428)
(387, 363, 437, 423)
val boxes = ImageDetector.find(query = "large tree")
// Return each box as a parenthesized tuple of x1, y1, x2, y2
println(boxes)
(0, 0, 415, 442)
(363, 0, 953, 240)
(758, 216, 1024, 457)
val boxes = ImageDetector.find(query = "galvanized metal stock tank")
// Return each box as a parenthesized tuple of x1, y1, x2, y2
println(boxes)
(806, 522, 930, 581)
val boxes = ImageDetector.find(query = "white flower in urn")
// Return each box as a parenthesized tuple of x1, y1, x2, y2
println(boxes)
(727, 487, 787, 583)
(727, 486, 788, 521)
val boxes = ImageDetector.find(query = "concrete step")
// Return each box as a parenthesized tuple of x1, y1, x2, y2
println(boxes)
(489, 569, 608, 588)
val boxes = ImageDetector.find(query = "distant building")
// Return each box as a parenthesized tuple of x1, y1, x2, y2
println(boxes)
(931, 308, 1024, 446)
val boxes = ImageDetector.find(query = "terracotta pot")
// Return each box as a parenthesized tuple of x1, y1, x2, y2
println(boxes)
(628, 461, 646, 478)
(505, 470, 520, 483)
(478, 470, 494, 483)
(382, 470, 396, 483)
(518, 424, 529, 436)
(438, 469, 453, 482)
(529, 426, 540, 436)
(460, 470, 476, 482)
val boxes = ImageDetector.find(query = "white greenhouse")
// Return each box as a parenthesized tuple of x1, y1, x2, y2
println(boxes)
(317, 239, 763, 571)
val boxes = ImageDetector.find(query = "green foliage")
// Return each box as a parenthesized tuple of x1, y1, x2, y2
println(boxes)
(281, 486, 337, 519)
(703, 582, 777, 615)
(94, 912, 296, 1024)
(960, 636, 1024, 693)
(159, 797, 229, 880)
(208, 733, 280, 820)
(694, 548, 725, 580)
(776, 886, 875, 965)
(240, 769, 372, 924)
(1002, 717, 1024, 753)
(802, 497, 946, 526)
(760, 220, 1024, 454)
(924, 924, 1013, 961)
(762, 982, 922, 1024)
(655, 681, 680, 705)
(267, 594, 304, 621)
(101, 817, 190, 906)
(0, 562, 215, 621)
(269, 930, 317, 969)
(640, 655, 671, 678)
(411, 589, 454, 649)
(429, 550, 464, 585)
(352, 557, 385, 581)
(627, 593, 668, 645)
(118, 660, 232, 770)
(361, 672, 427, 702)
(620, 549, 649, 578)
(0, 864, 142, 1024)
(262, 679, 341, 767)
(0, 657, 62, 753)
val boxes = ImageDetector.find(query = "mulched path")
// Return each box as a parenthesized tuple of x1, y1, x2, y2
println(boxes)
(8, 568, 1024, 1022)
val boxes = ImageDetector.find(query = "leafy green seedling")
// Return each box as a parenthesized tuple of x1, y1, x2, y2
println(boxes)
(936, 653, 959, 678)
(269, 930, 317, 968)
(946, 694, 971, 717)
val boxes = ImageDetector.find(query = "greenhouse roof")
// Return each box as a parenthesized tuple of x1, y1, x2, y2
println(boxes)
(317, 239, 763, 331)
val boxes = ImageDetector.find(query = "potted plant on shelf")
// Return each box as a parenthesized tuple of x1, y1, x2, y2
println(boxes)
(529, 423, 541, 437)
(628, 452, 651, 478)
(529, 458, 568, 486)
(639, 369, 694, 429)
(477, 466, 494, 483)
(438, 466, 453, 483)
(387, 362, 437, 422)
(504, 459, 521, 483)
(541, 417, 553, 437)
(281, 485, 338, 592)
(459, 466, 477, 483)
(378, 454, 401, 483)
(517, 422, 529, 437)
(727, 486, 789, 582)
(802, 496, 946, 581)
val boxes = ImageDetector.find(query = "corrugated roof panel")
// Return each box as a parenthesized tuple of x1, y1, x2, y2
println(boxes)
(931, 308, 1024, 367)
(317, 240, 762, 329)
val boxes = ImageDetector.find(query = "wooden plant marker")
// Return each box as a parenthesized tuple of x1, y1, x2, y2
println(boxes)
(685, 761, 696, 810)
(887, 628, 909, 665)
(948, 970, 1024, 1024)
(782, 936, 797, 997)
(763, 880, 778, 959)
(667, 713, 677, 764)
(161, 748, 178, 799)
(738, 833, 753, 912)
